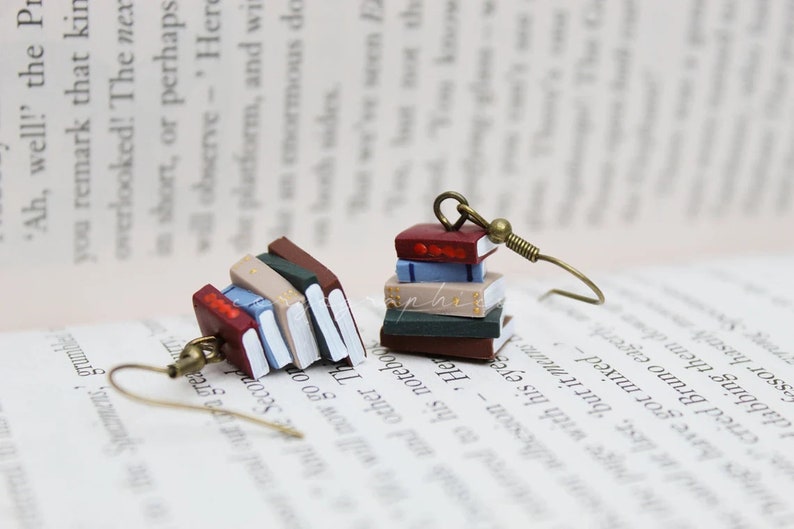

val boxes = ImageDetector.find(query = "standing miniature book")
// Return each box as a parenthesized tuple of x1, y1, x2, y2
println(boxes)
(230, 254, 320, 369)
(256, 252, 349, 362)
(268, 237, 366, 366)
(192, 284, 269, 379)
(221, 285, 293, 370)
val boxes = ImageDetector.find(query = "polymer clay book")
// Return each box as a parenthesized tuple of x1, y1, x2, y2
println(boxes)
(382, 306, 505, 338)
(230, 254, 320, 369)
(256, 252, 349, 362)
(396, 259, 486, 283)
(193, 284, 270, 379)
(221, 285, 293, 370)
(395, 223, 498, 263)
(384, 273, 505, 317)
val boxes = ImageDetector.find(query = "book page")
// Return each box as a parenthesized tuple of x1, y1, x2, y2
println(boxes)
(1, 255, 792, 528)
(1, 2, 793, 328)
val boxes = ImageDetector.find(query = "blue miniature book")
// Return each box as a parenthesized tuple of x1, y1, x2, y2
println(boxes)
(396, 259, 486, 283)
(222, 285, 292, 370)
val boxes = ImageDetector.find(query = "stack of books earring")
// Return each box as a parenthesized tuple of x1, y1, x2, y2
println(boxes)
(108, 238, 366, 437)
(196, 238, 365, 378)
(380, 191, 605, 360)
(380, 220, 514, 360)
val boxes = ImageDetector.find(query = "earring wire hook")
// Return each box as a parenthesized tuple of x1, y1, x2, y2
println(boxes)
(433, 191, 605, 305)
(108, 338, 304, 438)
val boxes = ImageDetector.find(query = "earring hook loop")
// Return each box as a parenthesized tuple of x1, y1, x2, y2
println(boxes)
(433, 191, 469, 231)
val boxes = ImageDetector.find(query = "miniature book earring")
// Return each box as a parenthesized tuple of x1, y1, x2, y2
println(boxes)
(107, 237, 366, 438)
(379, 191, 604, 361)
(433, 191, 605, 305)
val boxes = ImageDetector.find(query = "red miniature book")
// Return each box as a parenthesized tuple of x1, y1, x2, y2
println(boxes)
(192, 284, 269, 379)
(394, 223, 497, 264)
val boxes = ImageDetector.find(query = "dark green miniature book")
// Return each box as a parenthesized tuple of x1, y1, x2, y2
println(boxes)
(257, 252, 348, 362)
(380, 316, 514, 360)
(383, 306, 503, 338)
(258, 252, 315, 291)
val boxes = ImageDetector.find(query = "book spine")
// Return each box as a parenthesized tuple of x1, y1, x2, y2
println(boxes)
(268, 237, 340, 295)
(384, 282, 491, 317)
(229, 255, 308, 365)
(395, 238, 483, 264)
(396, 260, 485, 283)
(383, 307, 502, 338)
(379, 327, 498, 360)
(267, 237, 365, 359)
(255, 254, 334, 359)
(192, 284, 257, 377)
(220, 285, 291, 370)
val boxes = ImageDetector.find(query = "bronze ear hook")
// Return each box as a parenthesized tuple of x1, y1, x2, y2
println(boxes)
(108, 336, 304, 438)
(433, 191, 605, 305)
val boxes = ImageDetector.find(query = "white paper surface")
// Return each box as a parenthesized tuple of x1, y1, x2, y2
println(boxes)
(1, 255, 793, 528)
(2, 2, 794, 526)
(1, 2, 793, 328)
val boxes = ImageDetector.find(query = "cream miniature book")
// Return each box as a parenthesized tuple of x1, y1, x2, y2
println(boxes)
(384, 273, 505, 317)
(230, 255, 320, 369)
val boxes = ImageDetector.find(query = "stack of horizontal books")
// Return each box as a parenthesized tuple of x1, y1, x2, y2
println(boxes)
(380, 223, 515, 360)
(193, 238, 365, 378)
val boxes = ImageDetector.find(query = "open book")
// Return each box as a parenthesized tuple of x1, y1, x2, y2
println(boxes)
(1, 3, 793, 528)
